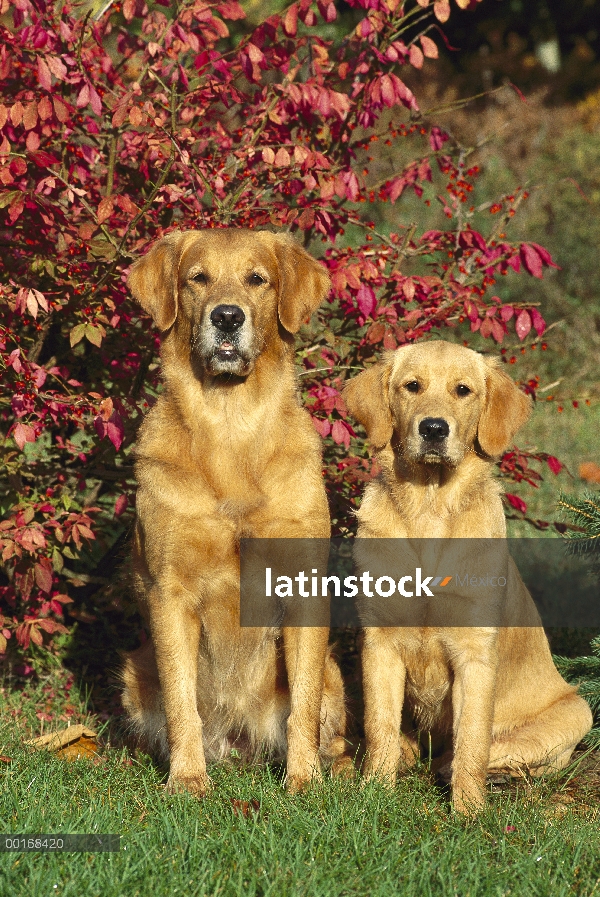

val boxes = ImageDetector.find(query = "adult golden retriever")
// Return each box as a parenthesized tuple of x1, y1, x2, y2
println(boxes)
(344, 341, 592, 814)
(122, 228, 347, 796)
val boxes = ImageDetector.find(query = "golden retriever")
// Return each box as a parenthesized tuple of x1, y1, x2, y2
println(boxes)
(344, 341, 592, 814)
(122, 228, 347, 796)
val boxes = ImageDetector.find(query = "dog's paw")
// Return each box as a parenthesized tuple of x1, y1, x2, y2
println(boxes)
(451, 778, 486, 817)
(330, 755, 356, 780)
(286, 768, 322, 795)
(361, 760, 397, 787)
(165, 773, 212, 798)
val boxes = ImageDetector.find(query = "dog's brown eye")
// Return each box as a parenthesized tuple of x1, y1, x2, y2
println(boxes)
(192, 272, 207, 284)
(249, 273, 265, 286)
(456, 384, 471, 397)
(404, 381, 420, 393)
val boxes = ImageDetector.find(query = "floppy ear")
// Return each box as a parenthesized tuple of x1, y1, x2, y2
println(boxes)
(271, 234, 330, 333)
(477, 359, 533, 457)
(343, 360, 394, 450)
(128, 233, 186, 331)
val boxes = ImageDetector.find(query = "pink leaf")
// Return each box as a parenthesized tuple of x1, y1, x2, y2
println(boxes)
(331, 420, 350, 448)
(409, 44, 424, 69)
(530, 242, 558, 268)
(37, 57, 52, 91)
(283, 3, 297, 35)
(76, 83, 90, 109)
(429, 126, 448, 151)
(420, 35, 438, 59)
(114, 494, 129, 517)
(13, 423, 36, 451)
(89, 85, 102, 116)
(515, 309, 532, 341)
(106, 412, 124, 451)
(530, 307, 546, 336)
(312, 417, 331, 438)
(520, 244, 543, 278)
(47, 56, 67, 81)
(433, 0, 450, 22)
(34, 562, 53, 594)
(356, 285, 376, 318)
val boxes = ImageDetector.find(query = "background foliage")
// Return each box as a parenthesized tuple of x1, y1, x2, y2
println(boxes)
(0, 0, 592, 671)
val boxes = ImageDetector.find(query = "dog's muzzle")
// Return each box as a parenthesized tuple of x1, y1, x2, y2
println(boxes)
(193, 303, 254, 376)
(417, 417, 450, 461)
(210, 305, 246, 363)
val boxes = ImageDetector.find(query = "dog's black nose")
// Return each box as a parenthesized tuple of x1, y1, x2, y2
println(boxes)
(418, 418, 450, 440)
(210, 305, 245, 332)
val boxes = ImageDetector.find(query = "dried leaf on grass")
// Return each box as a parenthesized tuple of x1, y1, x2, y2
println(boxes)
(230, 798, 260, 818)
(579, 462, 600, 484)
(26, 724, 99, 761)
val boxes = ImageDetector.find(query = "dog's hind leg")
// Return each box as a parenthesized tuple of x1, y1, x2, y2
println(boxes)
(319, 651, 354, 778)
(122, 640, 169, 762)
(488, 689, 593, 774)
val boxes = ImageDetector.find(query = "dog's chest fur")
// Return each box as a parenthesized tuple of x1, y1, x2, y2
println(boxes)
(393, 631, 453, 729)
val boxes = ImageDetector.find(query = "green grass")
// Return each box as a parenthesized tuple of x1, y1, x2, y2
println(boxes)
(0, 675, 599, 897)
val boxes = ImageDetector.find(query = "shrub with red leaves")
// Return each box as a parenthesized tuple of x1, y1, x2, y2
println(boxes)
(0, 0, 558, 660)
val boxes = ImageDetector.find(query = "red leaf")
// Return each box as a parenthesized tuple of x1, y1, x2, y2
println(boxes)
(34, 563, 53, 594)
(506, 493, 527, 514)
(114, 494, 128, 517)
(409, 44, 424, 69)
(29, 150, 60, 167)
(420, 35, 438, 59)
(530, 307, 546, 336)
(491, 318, 505, 343)
(37, 58, 52, 91)
(47, 56, 67, 81)
(76, 83, 90, 109)
(433, 0, 450, 22)
(530, 242, 558, 268)
(546, 456, 562, 475)
(520, 244, 543, 278)
(331, 420, 351, 448)
(356, 285, 376, 318)
(515, 310, 532, 341)
(312, 417, 331, 438)
(89, 85, 102, 116)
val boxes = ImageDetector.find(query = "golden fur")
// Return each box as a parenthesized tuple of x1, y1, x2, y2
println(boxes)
(122, 228, 347, 795)
(344, 341, 592, 814)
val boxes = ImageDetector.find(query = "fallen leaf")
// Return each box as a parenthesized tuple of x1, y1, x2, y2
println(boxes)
(230, 798, 260, 818)
(26, 724, 99, 761)
(0, 755, 12, 763)
(579, 462, 600, 484)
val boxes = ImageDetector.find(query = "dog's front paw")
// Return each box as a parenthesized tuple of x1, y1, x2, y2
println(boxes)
(166, 772, 212, 798)
(362, 757, 398, 787)
(451, 776, 486, 817)
(286, 766, 322, 795)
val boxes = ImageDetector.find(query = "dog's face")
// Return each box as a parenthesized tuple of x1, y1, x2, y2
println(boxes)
(387, 342, 488, 466)
(128, 229, 330, 378)
(344, 341, 532, 463)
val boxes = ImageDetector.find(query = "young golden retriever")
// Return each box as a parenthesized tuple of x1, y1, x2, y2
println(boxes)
(122, 228, 347, 796)
(344, 341, 592, 814)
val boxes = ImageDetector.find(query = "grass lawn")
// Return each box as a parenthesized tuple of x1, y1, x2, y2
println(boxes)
(0, 671, 599, 897)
